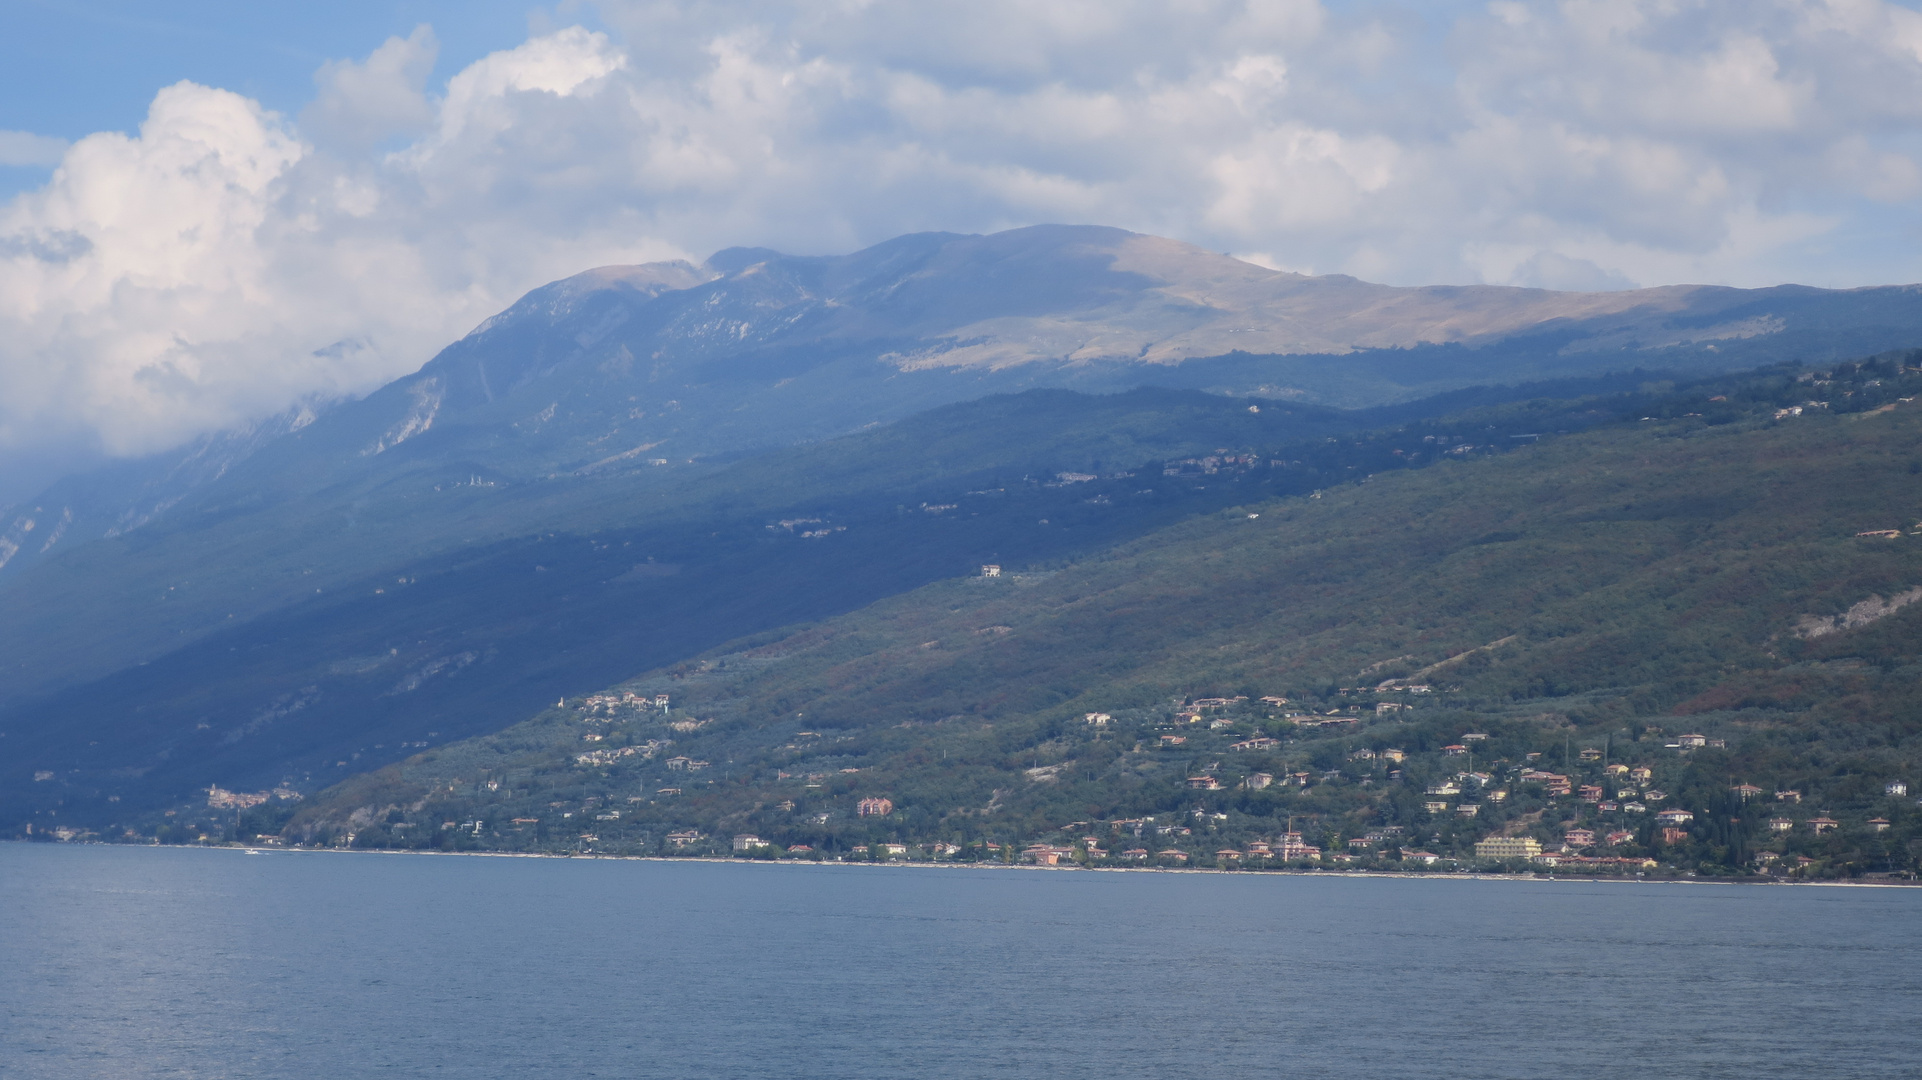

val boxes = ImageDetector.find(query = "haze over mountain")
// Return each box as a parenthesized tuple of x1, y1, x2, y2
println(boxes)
(5, 224, 1922, 832)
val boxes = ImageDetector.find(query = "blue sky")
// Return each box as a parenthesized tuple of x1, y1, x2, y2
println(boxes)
(0, 1, 548, 135)
(3, 0, 1922, 499)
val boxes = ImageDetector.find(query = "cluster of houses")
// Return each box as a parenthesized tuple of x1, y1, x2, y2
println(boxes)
(576, 691, 670, 716)
(205, 785, 302, 810)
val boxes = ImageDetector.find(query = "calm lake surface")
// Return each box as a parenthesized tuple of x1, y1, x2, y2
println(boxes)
(2, 844, 1917, 1079)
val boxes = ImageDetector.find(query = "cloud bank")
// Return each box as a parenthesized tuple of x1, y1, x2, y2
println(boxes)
(3, 0, 1922, 497)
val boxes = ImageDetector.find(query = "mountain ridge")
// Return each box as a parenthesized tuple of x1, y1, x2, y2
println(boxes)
(6, 224, 1922, 839)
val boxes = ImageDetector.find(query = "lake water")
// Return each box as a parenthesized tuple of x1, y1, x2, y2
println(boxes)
(2, 844, 1917, 1079)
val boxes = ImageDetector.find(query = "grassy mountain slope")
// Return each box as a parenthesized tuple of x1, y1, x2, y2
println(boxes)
(258, 358, 1922, 878)
(18, 383, 1662, 827)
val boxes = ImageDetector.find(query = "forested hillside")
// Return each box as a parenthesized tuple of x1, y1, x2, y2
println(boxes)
(266, 357, 1922, 879)
(4, 376, 1669, 827)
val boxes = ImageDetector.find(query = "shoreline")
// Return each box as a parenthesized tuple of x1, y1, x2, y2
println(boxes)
(16, 839, 1919, 889)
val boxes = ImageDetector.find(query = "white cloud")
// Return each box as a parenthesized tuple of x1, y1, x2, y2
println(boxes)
(4, 0, 1922, 494)
(302, 24, 439, 150)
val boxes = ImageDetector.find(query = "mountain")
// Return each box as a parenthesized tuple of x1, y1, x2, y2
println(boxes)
(10, 224, 1922, 586)
(276, 357, 1922, 879)
(6, 224, 1922, 833)
(0, 376, 1676, 829)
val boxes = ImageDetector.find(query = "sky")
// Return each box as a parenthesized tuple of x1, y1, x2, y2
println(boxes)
(4, 0, 1922, 502)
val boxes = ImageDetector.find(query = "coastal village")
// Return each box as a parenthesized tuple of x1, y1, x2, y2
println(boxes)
(167, 680, 1919, 882)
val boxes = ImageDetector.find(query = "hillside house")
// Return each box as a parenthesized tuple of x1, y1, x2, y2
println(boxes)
(1278, 835, 1321, 860)
(1243, 773, 1274, 790)
(1186, 776, 1222, 790)
(1084, 712, 1112, 725)
(1123, 848, 1150, 860)
(1605, 764, 1630, 777)
(665, 756, 691, 770)
(1462, 733, 1488, 742)
(666, 830, 703, 848)
(787, 844, 814, 853)
(1455, 804, 1480, 817)
(1405, 851, 1442, 865)
(1443, 744, 1468, 756)
(1380, 748, 1406, 763)
(1809, 817, 1839, 833)
(1660, 827, 1691, 845)
(1474, 837, 1541, 858)
(1731, 784, 1763, 801)
(1565, 829, 1595, 848)
(1260, 696, 1289, 706)
(980, 564, 1001, 577)
(1622, 801, 1647, 813)
(732, 834, 769, 853)
(1655, 808, 1695, 825)
(1246, 842, 1273, 856)
(1231, 736, 1278, 751)
(1604, 830, 1634, 846)
(1888, 781, 1909, 797)
(1776, 789, 1802, 803)
(857, 797, 894, 817)
(1579, 785, 1604, 802)
(1424, 800, 1451, 813)
(1869, 818, 1892, 832)
(1579, 748, 1603, 762)
(1768, 817, 1794, 832)
(1630, 767, 1653, 783)
(1678, 734, 1708, 748)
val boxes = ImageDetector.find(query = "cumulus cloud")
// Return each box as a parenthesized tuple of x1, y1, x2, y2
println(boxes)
(3, 0, 1922, 497)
